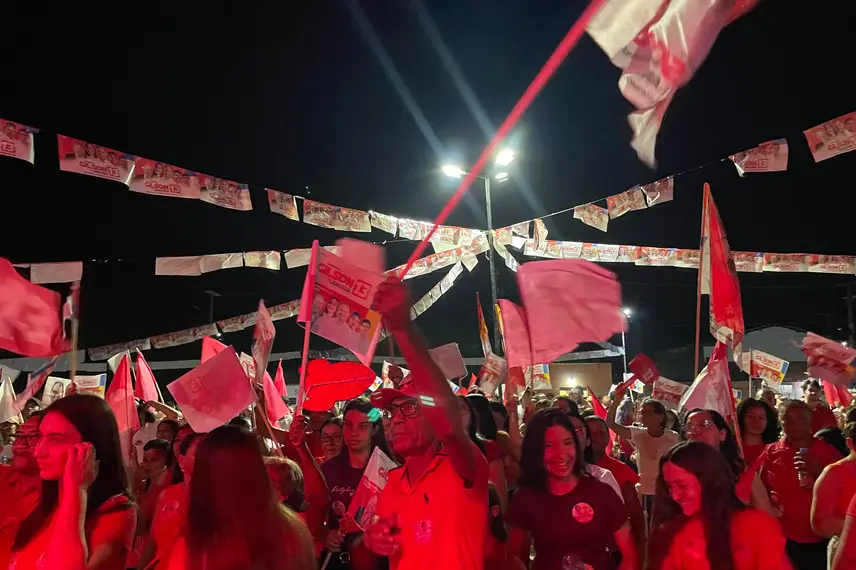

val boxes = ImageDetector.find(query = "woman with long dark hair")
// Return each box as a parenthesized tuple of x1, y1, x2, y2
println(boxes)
(302, 397, 391, 569)
(737, 398, 780, 466)
(458, 395, 509, 506)
(683, 409, 775, 515)
(166, 425, 314, 570)
(8, 394, 136, 569)
(647, 441, 787, 570)
(507, 409, 638, 569)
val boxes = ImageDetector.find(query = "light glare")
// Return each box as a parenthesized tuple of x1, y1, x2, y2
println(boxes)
(495, 149, 515, 166)
(442, 165, 466, 178)
(494, 171, 509, 181)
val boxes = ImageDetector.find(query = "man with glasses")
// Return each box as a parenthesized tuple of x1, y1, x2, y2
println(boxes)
(0, 413, 42, 560)
(356, 278, 488, 570)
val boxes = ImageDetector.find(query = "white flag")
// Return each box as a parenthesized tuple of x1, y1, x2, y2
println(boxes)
(0, 377, 22, 425)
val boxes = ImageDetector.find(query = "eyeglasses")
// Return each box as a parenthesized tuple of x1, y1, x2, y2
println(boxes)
(383, 401, 420, 420)
(684, 420, 716, 436)
(14, 434, 40, 447)
(321, 435, 343, 444)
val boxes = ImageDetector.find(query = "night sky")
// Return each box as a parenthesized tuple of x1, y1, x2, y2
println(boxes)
(1, 1, 853, 386)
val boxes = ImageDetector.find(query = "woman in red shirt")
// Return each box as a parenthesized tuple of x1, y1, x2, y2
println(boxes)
(507, 409, 638, 570)
(647, 441, 788, 570)
(737, 398, 780, 467)
(9, 395, 137, 570)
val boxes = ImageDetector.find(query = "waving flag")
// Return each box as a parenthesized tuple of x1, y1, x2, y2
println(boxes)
(0, 258, 69, 357)
(680, 341, 734, 420)
(701, 184, 744, 347)
(252, 301, 276, 386)
(476, 293, 492, 357)
(13, 356, 59, 413)
(105, 354, 140, 464)
(273, 360, 287, 397)
(587, 0, 735, 165)
(201, 335, 228, 363)
(0, 377, 22, 425)
(134, 350, 161, 403)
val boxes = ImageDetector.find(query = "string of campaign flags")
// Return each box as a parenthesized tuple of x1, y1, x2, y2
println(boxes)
(1, 110, 854, 241)
(84, 261, 467, 362)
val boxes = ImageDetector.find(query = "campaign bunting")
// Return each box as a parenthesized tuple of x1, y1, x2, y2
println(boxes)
(244, 251, 281, 270)
(150, 324, 219, 349)
(57, 135, 135, 185)
(130, 158, 200, 199)
(749, 350, 789, 389)
(29, 262, 84, 285)
(198, 173, 252, 211)
(729, 139, 788, 175)
(369, 210, 398, 235)
(652, 377, 687, 409)
(641, 177, 674, 207)
(88, 339, 151, 362)
(347, 447, 398, 526)
(303, 199, 370, 232)
(397, 219, 432, 241)
(0, 119, 35, 164)
(298, 243, 383, 365)
(573, 204, 609, 232)
(607, 187, 647, 219)
(168, 346, 255, 433)
(266, 189, 299, 220)
(804, 111, 856, 163)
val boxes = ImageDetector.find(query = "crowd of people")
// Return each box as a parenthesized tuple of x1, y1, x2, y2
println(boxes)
(2, 280, 856, 569)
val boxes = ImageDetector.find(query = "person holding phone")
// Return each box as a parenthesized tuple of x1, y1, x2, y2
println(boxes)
(6, 394, 137, 570)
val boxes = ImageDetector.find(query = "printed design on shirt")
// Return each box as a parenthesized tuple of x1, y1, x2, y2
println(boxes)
(332, 501, 347, 517)
(414, 520, 433, 544)
(160, 500, 181, 518)
(571, 502, 594, 524)
(330, 485, 356, 498)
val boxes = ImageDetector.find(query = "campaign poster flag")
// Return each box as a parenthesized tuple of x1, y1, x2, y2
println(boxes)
(303, 199, 371, 232)
(198, 173, 252, 211)
(168, 346, 255, 433)
(526, 364, 552, 391)
(41, 376, 71, 407)
(652, 377, 687, 409)
(347, 447, 398, 526)
(428, 343, 467, 380)
(0, 118, 35, 164)
(130, 157, 201, 199)
(804, 111, 856, 163)
(729, 139, 788, 175)
(57, 135, 135, 185)
(267, 189, 299, 220)
(73, 374, 107, 398)
(298, 243, 383, 366)
(749, 350, 789, 389)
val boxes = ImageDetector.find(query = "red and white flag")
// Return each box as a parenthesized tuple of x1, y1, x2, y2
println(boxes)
(13, 356, 59, 413)
(134, 350, 161, 403)
(252, 301, 276, 387)
(0, 377, 22, 424)
(201, 336, 228, 363)
(263, 371, 291, 425)
(476, 293, 492, 357)
(680, 341, 734, 420)
(587, 0, 736, 166)
(700, 184, 744, 347)
(0, 258, 70, 357)
(105, 354, 140, 464)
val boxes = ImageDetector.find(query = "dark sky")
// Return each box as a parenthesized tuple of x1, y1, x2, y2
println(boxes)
(1, 1, 853, 384)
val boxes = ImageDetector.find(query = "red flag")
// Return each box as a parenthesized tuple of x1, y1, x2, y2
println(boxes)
(252, 301, 276, 386)
(0, 258, 69, 357)
(201, 336, 227, 363)
(301, 359, 375, 413)
(105, 354, 139, 464)
(273, 360, 287, 397)
(499, 259, 626, 368)
(822, 381, 853, 409)
(134, 350, 160, 403)
(628, 354, 660, 386)
(13, 356, 59, 413)
(476, 293, 492, 357)
(263, 370, 291, 425)
(680, 341, 735, 421)
(701, 185, 744, 347)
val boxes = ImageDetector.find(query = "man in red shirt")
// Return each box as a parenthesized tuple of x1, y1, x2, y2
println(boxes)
(803, 379, 838, 434)
(0, 414, 42, 566)
(756, 400, 842, 570)
(585, 415, 645, 555)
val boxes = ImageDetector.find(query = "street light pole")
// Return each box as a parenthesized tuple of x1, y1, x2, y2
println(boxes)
(484, 176, 502, 354)
(621, 329, 628, 374)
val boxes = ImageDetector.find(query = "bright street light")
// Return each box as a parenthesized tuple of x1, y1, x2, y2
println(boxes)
(442, 165, 466, 179)
(494, 171, 509, 182)
(495, 149, 515, 167)
(622, 307, 633, 318)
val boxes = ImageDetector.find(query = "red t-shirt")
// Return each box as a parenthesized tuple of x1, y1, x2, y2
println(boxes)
(742, 442, 767, 469)
(756, 439, 842, 543)
(811, 405, 838, 434)
(661, 508, 786, 570)
(596, 455, 640, 489)
(507, 476, 628, 570)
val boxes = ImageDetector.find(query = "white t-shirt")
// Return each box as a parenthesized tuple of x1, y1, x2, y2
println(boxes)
(629, 425, 679, 495)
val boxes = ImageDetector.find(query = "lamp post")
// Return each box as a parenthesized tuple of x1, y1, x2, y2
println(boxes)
(442, 150, 514, 355)
(621, 307, 632, 374)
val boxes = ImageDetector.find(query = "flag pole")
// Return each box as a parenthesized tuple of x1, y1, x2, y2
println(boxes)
(297, 242, 320, 415)
(694, 185, 710, 378)
(494, 304, 509, 403)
